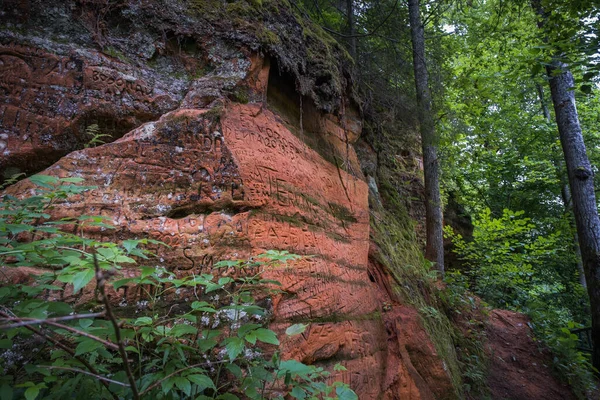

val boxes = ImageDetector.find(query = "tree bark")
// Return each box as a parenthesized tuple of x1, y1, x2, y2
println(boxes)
(546, 60, 600, 370)
(408, 0, 444, 275)
(345, 0, 356, 59)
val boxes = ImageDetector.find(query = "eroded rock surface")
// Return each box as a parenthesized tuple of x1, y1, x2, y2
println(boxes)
(0, 0, 454, 397)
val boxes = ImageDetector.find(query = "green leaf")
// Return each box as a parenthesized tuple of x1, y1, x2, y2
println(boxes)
(191, 301, 216, 313)
(112, 278, 135, 290)
(121, 240, 138, 254)
(5, 224, 32, 235)
(72, 269, 95, 294)
(187, 374, 215, 391)
(24, 383, 45, 400)
(29, 174, 59, 188)
(134, 317, 153, 326)
(253, 328, 279, 345)
(74, 338, 103, 356)
(245, 332, 257, 345)
(333, 363, 347, 371)
(60, 177, 85, 183)
(161, 377, 176, 395)
(125, 346, 140, 354)
(225, 363, 243, 379)
(290, 386, 307, 399)
(278, 360, 313, 377)
(335, 385, 358, 400)
(0, 384, 13, 400)
(0, 339, 12, 349)
(285, 323, 308, 336)
(79, 319, 94, 329)
(224, 337, 245, 360)
(170, 325, 197, 337)
(174, 377, 191, 396)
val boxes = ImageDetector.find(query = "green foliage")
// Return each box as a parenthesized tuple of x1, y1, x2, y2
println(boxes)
(84, 124, 112, 148)
(439, 271, 489, 397)
(446, 208, 563, 309)
(446, 207, 596, 396)
(528, 302, 597, 399)
(0, 176, 356, 399)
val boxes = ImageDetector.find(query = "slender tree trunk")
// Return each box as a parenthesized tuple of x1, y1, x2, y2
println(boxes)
(408, 0, 444, 275)
(345, 0, 356, 59)
(536, 83, 587, 288)
(546, 60, 600, 370)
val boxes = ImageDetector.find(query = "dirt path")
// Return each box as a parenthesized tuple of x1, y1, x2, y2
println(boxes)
(484, 309, 576, 400)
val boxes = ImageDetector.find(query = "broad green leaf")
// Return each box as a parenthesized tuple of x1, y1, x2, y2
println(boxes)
(253, 328, 279, 345)
(290, 386, 306, 399)
(225, 364, 243, 379)
(335, 385, 358, 400)
(79, 319, 94, 329)
(29, 174, 59, 188)
(224, 337, 245, 360)
(72, 269, 95, 293)
(122, 240, 139, 254)
(134, 317, 153, 326)
(74, 338, 103, 356)
(170, 325, 197, 337)
(187, 374, 215, 391)
(24, 383, 45, 400)
(161, 377, 176, 395)
(174, 377, 191, 396)
(278, 360, 313, 377)
(285, 323, 308, 336)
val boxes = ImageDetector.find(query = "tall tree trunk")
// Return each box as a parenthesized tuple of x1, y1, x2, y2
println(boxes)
(536, 83, 587, 288)
(546, 60, 600, 370)
(408, 0, 444, 275)
(345, 0, 356, 59)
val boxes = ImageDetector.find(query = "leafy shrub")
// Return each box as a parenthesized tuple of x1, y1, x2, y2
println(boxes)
(445, 208, 562, 309)
(527, 301, 597, 399)
(445, 208, 597, 398)
(0, 175, 356, 400)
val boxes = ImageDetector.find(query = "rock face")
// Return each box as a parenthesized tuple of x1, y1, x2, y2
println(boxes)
(0, 1, 454, 398)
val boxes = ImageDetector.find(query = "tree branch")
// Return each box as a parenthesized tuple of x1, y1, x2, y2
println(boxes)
(94, 254, 140, 400)
(0, 310, 119, 400)
(39, 366, 131, 387)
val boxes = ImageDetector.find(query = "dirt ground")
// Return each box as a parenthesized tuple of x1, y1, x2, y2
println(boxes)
(483, 309, 577, 400)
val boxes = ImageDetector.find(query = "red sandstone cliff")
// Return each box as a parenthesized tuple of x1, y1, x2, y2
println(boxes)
(0, 1, 456, 398)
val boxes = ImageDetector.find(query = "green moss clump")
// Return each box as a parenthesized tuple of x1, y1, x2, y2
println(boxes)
(230, 86, 250, 104)
(258, 27, 280, 46)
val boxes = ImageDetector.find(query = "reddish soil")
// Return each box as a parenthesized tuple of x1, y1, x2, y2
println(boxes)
(484, 309, 576, 400)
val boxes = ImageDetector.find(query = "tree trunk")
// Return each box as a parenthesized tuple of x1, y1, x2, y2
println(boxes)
(345, 0, 356, 59)
(546, 60, 600, 370)
(408, 0, 444, 275)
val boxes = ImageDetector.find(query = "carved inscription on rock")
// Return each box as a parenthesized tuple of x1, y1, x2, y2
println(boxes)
(0, 43, 179, 180)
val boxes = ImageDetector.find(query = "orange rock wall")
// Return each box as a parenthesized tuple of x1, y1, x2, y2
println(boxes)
(0, 3, 456, 397)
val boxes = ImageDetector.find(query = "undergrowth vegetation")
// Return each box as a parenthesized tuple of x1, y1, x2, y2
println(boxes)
(0, 176, 356, 400)
(445, 208, 597, 398)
